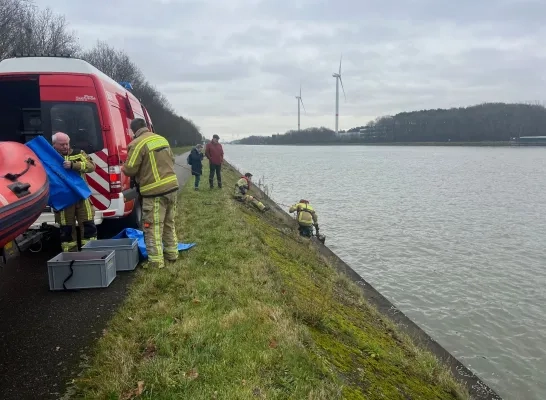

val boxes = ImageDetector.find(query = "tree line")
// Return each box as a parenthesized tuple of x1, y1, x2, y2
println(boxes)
(0, 0, 202, 146)
(236, 102, 546, 145)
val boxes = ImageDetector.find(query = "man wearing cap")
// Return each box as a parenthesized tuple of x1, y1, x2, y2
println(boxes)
(234, 172, 268, 212)
(205, 134, 224, 189)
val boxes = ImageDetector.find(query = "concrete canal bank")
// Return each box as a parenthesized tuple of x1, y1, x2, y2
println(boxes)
(235, 162, 502, 400)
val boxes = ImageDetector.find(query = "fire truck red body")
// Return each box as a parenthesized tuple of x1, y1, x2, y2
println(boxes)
(0, 54, 153, 229)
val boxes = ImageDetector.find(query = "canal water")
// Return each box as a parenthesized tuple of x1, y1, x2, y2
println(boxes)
(225, 144, 546, 400)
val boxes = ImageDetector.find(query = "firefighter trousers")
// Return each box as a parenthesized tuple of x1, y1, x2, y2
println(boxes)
(142, 191, 178, 267)
(298, 224, 314, 238)
(235, 194, 266, 211)
(56, 198, 97, 252)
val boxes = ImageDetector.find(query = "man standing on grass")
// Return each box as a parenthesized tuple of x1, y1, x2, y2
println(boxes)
(205, 134, 224, 189)
(122, 118, 179, 269)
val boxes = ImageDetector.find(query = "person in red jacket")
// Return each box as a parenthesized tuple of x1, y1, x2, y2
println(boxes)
(205, 134, 224, 189)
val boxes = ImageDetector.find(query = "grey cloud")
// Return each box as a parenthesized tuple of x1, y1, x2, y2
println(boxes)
(255, 0, 544, 28)
(153, 56, 258, 84)
(54, 0, 204, 26)
(97, 31, 258, 85)
(36, 0, 546, 136)
(225, 26, 283, 49)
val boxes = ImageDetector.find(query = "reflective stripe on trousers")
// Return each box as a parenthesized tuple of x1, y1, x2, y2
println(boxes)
(57, 198, 97, 251)
(142, 191, 178, 265)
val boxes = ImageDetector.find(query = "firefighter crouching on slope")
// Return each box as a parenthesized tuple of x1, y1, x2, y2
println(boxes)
(289, 199, 318, 238)
(122, 118, 179, 269)
(233, 173, 269, 212)
(52, 132, 98, 252)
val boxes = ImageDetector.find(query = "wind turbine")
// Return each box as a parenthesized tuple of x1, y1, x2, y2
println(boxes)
(332, 54, 346, 135)
(296, 82, 305, 131)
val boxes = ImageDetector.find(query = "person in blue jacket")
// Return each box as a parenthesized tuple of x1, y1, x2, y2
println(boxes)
(187, 143, 204, 190)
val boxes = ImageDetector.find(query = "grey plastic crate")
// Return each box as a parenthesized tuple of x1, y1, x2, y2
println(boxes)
(81, 238, 139, 272)
(47, 250, 116, 291)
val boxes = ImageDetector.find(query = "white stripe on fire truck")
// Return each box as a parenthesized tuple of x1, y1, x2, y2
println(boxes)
(86, 149, 112, 211)
(87, 170, 109, 190)
(90, 196, 109, 210)
(90, 153, 107, 169)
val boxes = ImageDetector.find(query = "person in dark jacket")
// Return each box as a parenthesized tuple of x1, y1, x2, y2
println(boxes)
(187, 144, 204, 190)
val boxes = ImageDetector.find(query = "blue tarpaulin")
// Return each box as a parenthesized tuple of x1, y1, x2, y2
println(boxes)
(112, 228, 196, 259)
(26, 136, 92, 211)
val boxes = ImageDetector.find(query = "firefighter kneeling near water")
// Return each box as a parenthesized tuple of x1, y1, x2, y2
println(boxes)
(52, 132, 98, 252)
(234, 173, 269, 212)
(122, 118, 179, 269)
(289, 199, 319, 238)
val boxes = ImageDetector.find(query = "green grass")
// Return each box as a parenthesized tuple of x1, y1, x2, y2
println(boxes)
(69, 163, 470, 400)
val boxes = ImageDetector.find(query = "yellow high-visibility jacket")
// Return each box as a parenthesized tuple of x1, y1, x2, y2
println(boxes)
(289, 202, 317, 227)
(64, 148, 95, 180)
(124, 127, 179, 197)
(234, 177, 250, 198)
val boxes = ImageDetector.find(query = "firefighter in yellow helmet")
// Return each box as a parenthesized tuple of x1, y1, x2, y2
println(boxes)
(233, 173, 269, 212)
(122, 118, 179, 269)
(289, 199, 318, 238)
(52, 131, 97, 252)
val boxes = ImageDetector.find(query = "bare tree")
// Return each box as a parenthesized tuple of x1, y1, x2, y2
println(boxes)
(80, 41, 144, 85)
(0, 0, 29, 60)
(0, 0, 79, 60)
(21, 7, 80, 54)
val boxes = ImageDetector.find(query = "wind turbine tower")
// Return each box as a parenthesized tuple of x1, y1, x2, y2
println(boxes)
(332, 54, 346, 135)
(296, 83, 305, 131)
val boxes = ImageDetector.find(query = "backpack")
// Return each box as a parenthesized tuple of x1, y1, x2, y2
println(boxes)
(187, 154, 192, 165)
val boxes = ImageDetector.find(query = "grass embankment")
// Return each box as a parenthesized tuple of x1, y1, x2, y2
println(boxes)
(71, 163, 470, 399)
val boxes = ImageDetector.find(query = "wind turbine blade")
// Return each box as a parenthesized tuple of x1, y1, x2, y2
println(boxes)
(299, 82, 302, 97)
(300, 97, 306, 113)
(339, 53, 342, 75)
(339, 76, 346, 101)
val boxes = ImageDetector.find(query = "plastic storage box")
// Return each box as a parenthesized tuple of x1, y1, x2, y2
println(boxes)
(47, 250, 116, 291)
(81, 238, 139, 272)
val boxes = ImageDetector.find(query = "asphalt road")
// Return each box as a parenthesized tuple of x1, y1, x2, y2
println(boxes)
(0, 153, 191, 400)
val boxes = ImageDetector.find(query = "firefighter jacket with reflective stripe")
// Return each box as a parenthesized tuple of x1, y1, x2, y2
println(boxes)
(289, 202, 318, 227)
(65, 148, 95, 179)
(124, 128, 179, 197)
(234, 177, 250, 197)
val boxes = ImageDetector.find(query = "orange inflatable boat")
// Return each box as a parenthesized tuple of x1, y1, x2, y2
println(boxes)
(0, 142, 49, 248)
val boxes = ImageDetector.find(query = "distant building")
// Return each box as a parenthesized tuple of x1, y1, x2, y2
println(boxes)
(513, 136, 546, 146)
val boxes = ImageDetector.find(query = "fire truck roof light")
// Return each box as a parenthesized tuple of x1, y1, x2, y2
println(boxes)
(119, 81, 133, 90)
(13, 53, 73, 58)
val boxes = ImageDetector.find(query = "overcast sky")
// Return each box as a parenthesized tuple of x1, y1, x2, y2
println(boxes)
(41, 0, 546, 140)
